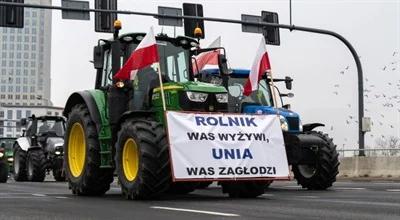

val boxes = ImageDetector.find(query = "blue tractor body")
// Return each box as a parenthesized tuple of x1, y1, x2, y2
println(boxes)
(201, 68, 301, 133)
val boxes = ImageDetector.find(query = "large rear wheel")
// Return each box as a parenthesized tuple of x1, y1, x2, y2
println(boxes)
(116, 118, 170, 200)
(26, 149, 46, 182)
(292, 131, 339, 190)
(13, 145, 27, 181)
(64, 104, 114, 195)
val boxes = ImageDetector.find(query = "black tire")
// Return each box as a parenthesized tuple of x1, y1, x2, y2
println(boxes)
(64, 104, 114, 196)
(0, 161, 8, 183)
(53, 168, 66, 182)
(196, 181, 213, 189)
(292, 131, 339, 190)
(221, 181, 266, 198)
(52, 158, 65, 181)
(13, 145, 28, 181)
(26, 149, 46, 182)
(116, 118, 170, 200)
(168, 182, 199, 194)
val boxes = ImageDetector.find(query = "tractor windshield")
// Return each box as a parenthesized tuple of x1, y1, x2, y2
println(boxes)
(0, 138, 15, 150)
(126, 41, 190, 83)
(228, 77, 273, 107)
(36, 120, 65, 136)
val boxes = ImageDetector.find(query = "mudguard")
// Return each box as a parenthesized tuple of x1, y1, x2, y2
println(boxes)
(302, 123, 324, 132)
(283, 132, 326, 165)
(15, 137, 30, 152)
(63, 91, 103, 134)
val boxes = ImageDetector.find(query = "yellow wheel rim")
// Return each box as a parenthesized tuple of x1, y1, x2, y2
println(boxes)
(68, 123, 86, 178)
(122, 138, 139, 181)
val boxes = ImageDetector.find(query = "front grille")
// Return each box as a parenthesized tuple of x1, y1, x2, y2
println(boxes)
(178, 91, 227, 112)
(287, 117, 299, 131)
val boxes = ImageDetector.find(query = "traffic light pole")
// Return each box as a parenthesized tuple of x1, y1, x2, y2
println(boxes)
(0, 1, 365, 156)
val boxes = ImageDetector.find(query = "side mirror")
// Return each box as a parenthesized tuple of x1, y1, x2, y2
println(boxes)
(281, 93, 294, 98)
(20, 118, 27, 126)
(93, 46, 104, 69)
(285, 76, 293, 90)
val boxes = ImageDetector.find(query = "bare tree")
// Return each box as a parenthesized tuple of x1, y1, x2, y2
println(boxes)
(374, 136, 400, 156)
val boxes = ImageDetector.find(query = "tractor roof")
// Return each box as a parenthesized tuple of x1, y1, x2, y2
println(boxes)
(201, 68, 250, 78)
(101, 32, 199, 49)
(28, 115, 66, 122)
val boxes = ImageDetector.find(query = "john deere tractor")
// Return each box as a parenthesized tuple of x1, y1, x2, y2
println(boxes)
(62, 22, 248, 199)
(198, 68, 339, 190)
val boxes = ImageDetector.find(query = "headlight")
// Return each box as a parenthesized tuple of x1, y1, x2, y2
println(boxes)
(279, 115, 289, 132)
(55, 151, 61, 155)
(186, 91, 208, 102)
(7, 157, 13, 162)
(0, 152, 3, 158)
(215, 93, 228, 103)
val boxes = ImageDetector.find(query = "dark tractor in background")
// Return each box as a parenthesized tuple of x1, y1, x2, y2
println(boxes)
(198, 68, 340, 190)
(0, 143, 9, 183)
(13, 115, 66, 182)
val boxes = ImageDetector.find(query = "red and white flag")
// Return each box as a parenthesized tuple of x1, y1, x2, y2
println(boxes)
(243, 37, 271, 96)
(114, 27, 159, 80)
(193, 36, 221, 75)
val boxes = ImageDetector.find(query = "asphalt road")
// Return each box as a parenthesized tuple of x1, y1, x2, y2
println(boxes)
(0, 176, 399, 220)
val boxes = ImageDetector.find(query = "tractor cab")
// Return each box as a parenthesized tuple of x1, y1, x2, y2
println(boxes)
(92, 32, 228, 123)
(199, 68, 301, 133)
(21, 115, 66, 151)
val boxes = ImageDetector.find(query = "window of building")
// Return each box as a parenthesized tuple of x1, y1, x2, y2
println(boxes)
(22, 95, 27, 100)
(7, 110, 13, 119)
(15, 94, 20, 99)
(26, 110, 31, 118)
(16, 86, 20, 92)
(30, 86, 35, 93)
(24, 36, 29, 42)
(8, 86, 13, 92)
(23, 86, 28, 93)
(0, 111, 4, 117)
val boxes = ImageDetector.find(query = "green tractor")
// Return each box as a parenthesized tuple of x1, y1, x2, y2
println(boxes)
(0, 137, 16, 173)
(62, 23, 242, 199)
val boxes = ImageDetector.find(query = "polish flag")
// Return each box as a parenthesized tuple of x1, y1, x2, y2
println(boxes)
(243, 37, 271, 96)
(193, 36, 221, 75)
(114, 27, 159, 80)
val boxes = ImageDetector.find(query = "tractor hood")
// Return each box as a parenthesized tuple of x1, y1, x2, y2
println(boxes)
(243, 104, 301, 132)
(243, 104, 299, 118)
(154, 81, 227, 94)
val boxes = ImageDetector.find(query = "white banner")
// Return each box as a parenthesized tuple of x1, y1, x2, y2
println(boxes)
(166, 111, 290, 181)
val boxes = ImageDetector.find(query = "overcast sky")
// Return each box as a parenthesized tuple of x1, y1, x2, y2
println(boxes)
(49, 0, 399, 150)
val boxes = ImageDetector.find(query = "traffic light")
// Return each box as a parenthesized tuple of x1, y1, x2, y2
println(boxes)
(183, 3, 204, 39)
(0, 0, 24, 28)
(261, 11, 280, 46)
(95, 0, 117, 33)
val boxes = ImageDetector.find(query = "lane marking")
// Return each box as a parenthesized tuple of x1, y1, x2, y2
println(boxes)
(55, 196, 69, 199)
(334, 187, 366, 190)
(290, 198, 400, 208)
(262, 193, 275, 197)
(150, 206, 240, 217)
(386, 189, 400, 192)
(296, 196, 319, 199)
(32, 193, 47, 197)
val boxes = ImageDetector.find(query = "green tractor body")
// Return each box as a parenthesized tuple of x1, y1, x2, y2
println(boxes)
(63, 32, 233, 198)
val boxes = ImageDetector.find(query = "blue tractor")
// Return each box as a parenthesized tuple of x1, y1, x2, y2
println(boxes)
(198, 68, 339, 190)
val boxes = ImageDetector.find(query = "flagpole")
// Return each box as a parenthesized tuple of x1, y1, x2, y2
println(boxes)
(267, 69, 279, 109)
(155, 63, 167, 111)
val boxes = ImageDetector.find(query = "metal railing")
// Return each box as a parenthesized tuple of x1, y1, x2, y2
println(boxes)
(338, 148, 400, 157)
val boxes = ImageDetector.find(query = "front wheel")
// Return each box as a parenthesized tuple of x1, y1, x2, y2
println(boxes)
(0, 161, 8, 183)
(116, 118, 170, 200)
(292, 131, 339, 190)
(221, 181, 267, 198)
(26, 149, 46, 182)
(13, 145, 27, 181)
(64, 104, 114, 195)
